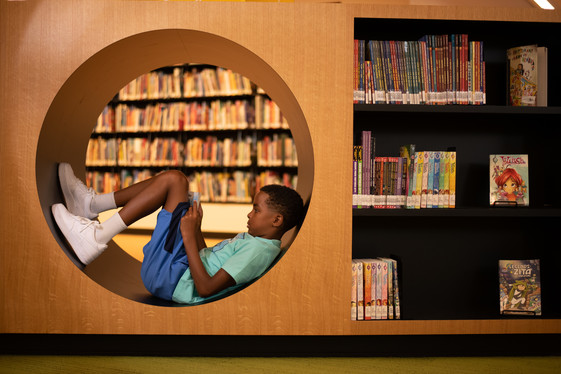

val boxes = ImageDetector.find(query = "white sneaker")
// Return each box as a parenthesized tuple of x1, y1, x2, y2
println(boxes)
(58, 163, 98, 219)
(51, 203, 107, 265)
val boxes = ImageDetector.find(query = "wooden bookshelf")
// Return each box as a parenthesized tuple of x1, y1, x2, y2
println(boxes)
(2, 0, 561, 343)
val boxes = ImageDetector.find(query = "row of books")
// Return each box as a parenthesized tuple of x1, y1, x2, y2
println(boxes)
(184, 136, 252, 168)
(118, 66, 253, 101)
(354, 35, 485, 105)
(94, 97, 289, 134)
(86, 135, 298, 169)
(352, 258, 400, 321)
(353, 131, 456, 209)
(85, 169, 297, 202)
(256, 134, 298, 167)
(95, 100, 254, 133)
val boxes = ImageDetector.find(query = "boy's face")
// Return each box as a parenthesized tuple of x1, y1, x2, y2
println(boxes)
(247, 191, 282, 239)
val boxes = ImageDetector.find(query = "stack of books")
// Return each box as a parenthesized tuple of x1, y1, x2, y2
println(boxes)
(352, 258, 401, 321)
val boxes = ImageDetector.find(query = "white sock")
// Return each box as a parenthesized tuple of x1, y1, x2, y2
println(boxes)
(91, 192, 117, 215)
(95, 212, 127, 245)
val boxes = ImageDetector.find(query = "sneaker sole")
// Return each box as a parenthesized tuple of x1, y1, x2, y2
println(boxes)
(58, 163, 97, 220)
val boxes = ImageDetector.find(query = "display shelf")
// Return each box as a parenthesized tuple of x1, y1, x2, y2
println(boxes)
(352, 16, 561, 325)
(353, 207, 561, 218)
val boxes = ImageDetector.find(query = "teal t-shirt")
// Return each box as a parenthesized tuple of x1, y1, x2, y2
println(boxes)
(171, 233, 281, 304)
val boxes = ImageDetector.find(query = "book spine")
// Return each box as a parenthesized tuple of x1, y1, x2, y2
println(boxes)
(380, 260, 388, 320)
(443, 151, 450, 209)
(427, 151, 435, 208)
(352, 145, 359, 208)
(421, 151, 429, 208)
(432, 151, 440, 208)
(351, 261, 357, 321)
(414, 151, 423, 209)
(407, 152, 417, 209)
(449, 151, 457, 208)
(438, 151, 446, 208)
(362, 260, 372, 320)
(355, 260, 364, 320)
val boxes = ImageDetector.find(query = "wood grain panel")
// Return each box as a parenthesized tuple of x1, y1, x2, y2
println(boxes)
(1, 0, 351, 335)
(1, 0, 560, 336)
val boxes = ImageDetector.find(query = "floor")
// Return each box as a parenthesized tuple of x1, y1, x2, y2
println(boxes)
(1, 356, 561, 374)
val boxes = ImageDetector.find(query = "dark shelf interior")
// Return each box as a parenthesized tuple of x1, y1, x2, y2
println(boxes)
(354, 18, 561, 107)
(353, 17, 561, 321)
(353, 215, 561, 320)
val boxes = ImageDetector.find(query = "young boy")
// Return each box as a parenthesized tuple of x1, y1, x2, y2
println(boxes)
(52, 163, 304, 304)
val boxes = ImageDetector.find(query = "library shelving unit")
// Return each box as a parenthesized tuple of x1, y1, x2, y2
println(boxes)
(85, 64, 298, 203)
(351, 17, 561, 335)
(7, 0, 561, 354)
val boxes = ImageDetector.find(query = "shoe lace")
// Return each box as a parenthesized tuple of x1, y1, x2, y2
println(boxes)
(85, 187, 96, 196)
(78, 217, 99, 233)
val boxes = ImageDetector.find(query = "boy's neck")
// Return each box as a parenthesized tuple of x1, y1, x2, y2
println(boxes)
(253, 231, 283, 241)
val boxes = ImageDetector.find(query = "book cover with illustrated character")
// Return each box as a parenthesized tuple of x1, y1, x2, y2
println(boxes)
(507, 44, 549, 107)
(499, 259, 541, 316)
(490, 154, 529, 207)
(507, 45, 538, 107)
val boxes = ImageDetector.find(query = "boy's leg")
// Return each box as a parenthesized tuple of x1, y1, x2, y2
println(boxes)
(59, 162, 115, 219)
(114, 170, 190, 226)
(54, 165, 190, 265)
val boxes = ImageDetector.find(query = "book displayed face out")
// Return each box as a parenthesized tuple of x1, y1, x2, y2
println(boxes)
(489, 154, 529, 207)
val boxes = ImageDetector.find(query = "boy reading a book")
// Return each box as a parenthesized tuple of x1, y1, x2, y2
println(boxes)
(52, 163, 304, 304)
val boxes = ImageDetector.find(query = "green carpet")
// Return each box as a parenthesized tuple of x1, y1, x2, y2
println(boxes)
(1, 356, 561, 374)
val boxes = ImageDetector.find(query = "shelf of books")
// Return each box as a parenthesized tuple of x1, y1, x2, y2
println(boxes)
(85, 64, 298, 203)
(351, 17, 561, 330)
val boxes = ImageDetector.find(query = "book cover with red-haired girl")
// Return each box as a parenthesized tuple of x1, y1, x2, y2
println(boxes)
(490, 154, 529, 207)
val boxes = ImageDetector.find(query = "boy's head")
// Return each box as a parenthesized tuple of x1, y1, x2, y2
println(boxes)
(247, 185, 304, 239)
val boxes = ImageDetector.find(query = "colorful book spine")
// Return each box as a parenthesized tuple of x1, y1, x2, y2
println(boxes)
(362, 260, 373, 320)
(351, 261, 357, 321)
(379, 260, 388, 320)
(355, 260, 364, 320)
(449, 151, 457, 208)
(432, 151, 440, 208)
(352, 145, 360, 208)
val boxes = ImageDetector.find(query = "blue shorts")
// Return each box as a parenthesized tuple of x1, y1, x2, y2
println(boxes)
(140, 208, 190, 300)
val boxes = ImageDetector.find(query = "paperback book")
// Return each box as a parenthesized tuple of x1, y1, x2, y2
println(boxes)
(351, 257, 401, 320)
(499, 259, 541, 316)
(489, 154, 529, 207)
(507, 45, 548, 107)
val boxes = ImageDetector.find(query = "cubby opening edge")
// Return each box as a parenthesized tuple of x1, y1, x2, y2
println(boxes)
(35, 29, 314, 306)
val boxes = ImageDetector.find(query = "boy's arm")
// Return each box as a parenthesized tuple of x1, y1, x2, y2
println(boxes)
(195, 201, 207, 250)
(180, 202, 236, 298)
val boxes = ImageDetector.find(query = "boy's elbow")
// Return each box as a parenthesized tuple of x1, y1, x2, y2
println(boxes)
(197, 287, 215, 298)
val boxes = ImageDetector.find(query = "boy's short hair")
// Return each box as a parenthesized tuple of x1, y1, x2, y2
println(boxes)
(260, 184, 304, 232)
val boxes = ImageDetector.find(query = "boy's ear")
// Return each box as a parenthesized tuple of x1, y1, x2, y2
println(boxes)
(272, 213, 284, 229)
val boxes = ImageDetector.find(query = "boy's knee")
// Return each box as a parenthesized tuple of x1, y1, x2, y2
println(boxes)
(162, 170, 189, 189)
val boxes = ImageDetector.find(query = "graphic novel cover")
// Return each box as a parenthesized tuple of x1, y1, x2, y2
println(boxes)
(507, 45, 538, 106)
(490, 154, 529, 206)
(499, 259, 541, 316)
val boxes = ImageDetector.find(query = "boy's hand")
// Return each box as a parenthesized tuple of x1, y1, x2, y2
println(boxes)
(180, 201, 203, 236)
